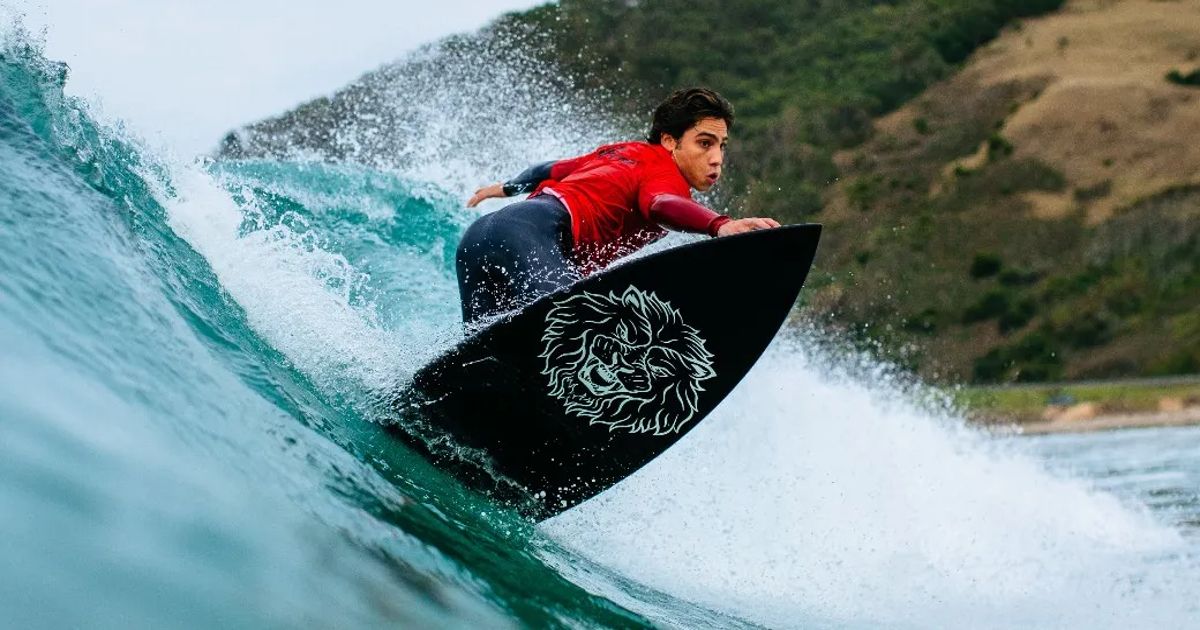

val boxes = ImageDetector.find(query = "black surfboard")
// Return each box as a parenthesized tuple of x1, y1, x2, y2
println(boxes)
(392, 224, 821, 520)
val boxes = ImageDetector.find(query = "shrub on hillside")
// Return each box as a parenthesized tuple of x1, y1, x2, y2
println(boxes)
(998, 268, 1040, 286)
(847, 175, 883, 211)
(1073, 179, 1112, 202)
(970, 253, 1003, 278)
(962, 289, 1010, 322)
(902, 308, 940, 334)
(998, 297, 1037, 333)
(986, 133, 1014, 160)
(1056, 312, 1112, 348)
(1166, 68, 1200, 87)
(972, 330, 1064, 382)
(996, 158, 1066, 192)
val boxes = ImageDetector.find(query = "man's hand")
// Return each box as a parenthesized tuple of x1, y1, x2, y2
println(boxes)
(466, 183, 506, 208)
(716, 217, 780, 236)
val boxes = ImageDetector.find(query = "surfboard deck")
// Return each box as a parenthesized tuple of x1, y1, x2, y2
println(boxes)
(391, 223, 821, 520)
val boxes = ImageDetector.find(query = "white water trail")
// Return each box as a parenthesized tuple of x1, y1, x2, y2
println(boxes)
(543, 337, 1200, 628)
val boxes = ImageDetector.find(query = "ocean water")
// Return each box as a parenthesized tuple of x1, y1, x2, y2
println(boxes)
(2, 27, 1199, 629)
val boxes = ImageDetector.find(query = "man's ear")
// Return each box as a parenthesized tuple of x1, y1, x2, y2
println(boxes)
(660, 133, 678, 152)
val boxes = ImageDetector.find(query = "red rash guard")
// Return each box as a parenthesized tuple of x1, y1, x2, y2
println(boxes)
(505, 142, 729, 272)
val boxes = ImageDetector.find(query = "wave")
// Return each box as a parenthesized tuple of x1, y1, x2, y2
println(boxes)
(0, 26, 650, 628)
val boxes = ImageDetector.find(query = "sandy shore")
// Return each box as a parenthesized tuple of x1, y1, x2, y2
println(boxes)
(1011, 406, 1200, 435)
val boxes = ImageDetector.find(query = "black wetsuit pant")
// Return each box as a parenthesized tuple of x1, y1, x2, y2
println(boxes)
(455, 195, 579, 326)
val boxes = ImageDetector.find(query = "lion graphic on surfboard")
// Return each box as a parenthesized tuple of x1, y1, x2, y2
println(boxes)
(539, 285, 716, 435)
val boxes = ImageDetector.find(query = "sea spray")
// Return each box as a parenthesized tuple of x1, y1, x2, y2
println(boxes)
(222, 30, 628, 200)
(542, 334, 1200, 628)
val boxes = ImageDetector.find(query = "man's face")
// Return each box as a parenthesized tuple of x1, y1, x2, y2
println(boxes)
(661, 117, 728, 192)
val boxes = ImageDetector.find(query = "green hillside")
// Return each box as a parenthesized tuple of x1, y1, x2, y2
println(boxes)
(500, 0, 1067, 219)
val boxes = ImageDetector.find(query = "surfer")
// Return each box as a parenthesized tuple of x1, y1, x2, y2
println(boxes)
(456, 87, 780, 326)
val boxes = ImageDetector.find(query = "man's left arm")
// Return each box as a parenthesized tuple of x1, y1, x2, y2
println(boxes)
(643, 193, 781, 237)
(645, 194, 730, 236)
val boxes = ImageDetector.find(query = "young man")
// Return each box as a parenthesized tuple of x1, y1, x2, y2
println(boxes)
(456, 87, 780, 326)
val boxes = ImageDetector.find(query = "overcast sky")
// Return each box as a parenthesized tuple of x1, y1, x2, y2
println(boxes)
(18, 0, 542, 155)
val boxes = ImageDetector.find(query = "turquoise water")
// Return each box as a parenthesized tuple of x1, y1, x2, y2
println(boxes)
(3, 30, 1200, 629)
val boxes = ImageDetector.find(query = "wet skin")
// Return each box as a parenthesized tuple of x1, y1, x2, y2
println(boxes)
(660, 116, 727, 192)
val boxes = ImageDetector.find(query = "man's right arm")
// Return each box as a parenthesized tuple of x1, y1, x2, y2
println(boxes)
(501, 161, 555, 196)
(467, 152, 595, 207)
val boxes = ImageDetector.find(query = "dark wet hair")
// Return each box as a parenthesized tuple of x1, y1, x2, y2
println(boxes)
(647, 87, 734, 144)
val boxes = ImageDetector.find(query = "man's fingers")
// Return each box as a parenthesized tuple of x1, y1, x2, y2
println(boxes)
(711, 217, 782, 237)
(466, 187, 489, 208)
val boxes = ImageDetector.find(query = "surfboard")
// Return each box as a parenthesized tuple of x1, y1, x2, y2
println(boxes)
(391, 223, 821, 520)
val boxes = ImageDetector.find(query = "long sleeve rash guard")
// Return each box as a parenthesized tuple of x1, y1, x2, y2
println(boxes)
(502, 141, 730, 271)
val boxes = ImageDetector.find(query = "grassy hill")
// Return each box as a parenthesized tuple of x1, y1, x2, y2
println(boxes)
(821, 0, 1200, 382)
(217, 0, 1200, 384)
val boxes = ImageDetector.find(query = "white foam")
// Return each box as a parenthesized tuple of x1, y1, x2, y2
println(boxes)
(153, 164, 431, 402)
(542, 337, 1198, 628)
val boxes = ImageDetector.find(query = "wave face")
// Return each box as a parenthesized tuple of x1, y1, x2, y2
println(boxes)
(3, 24, 1199, 630)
